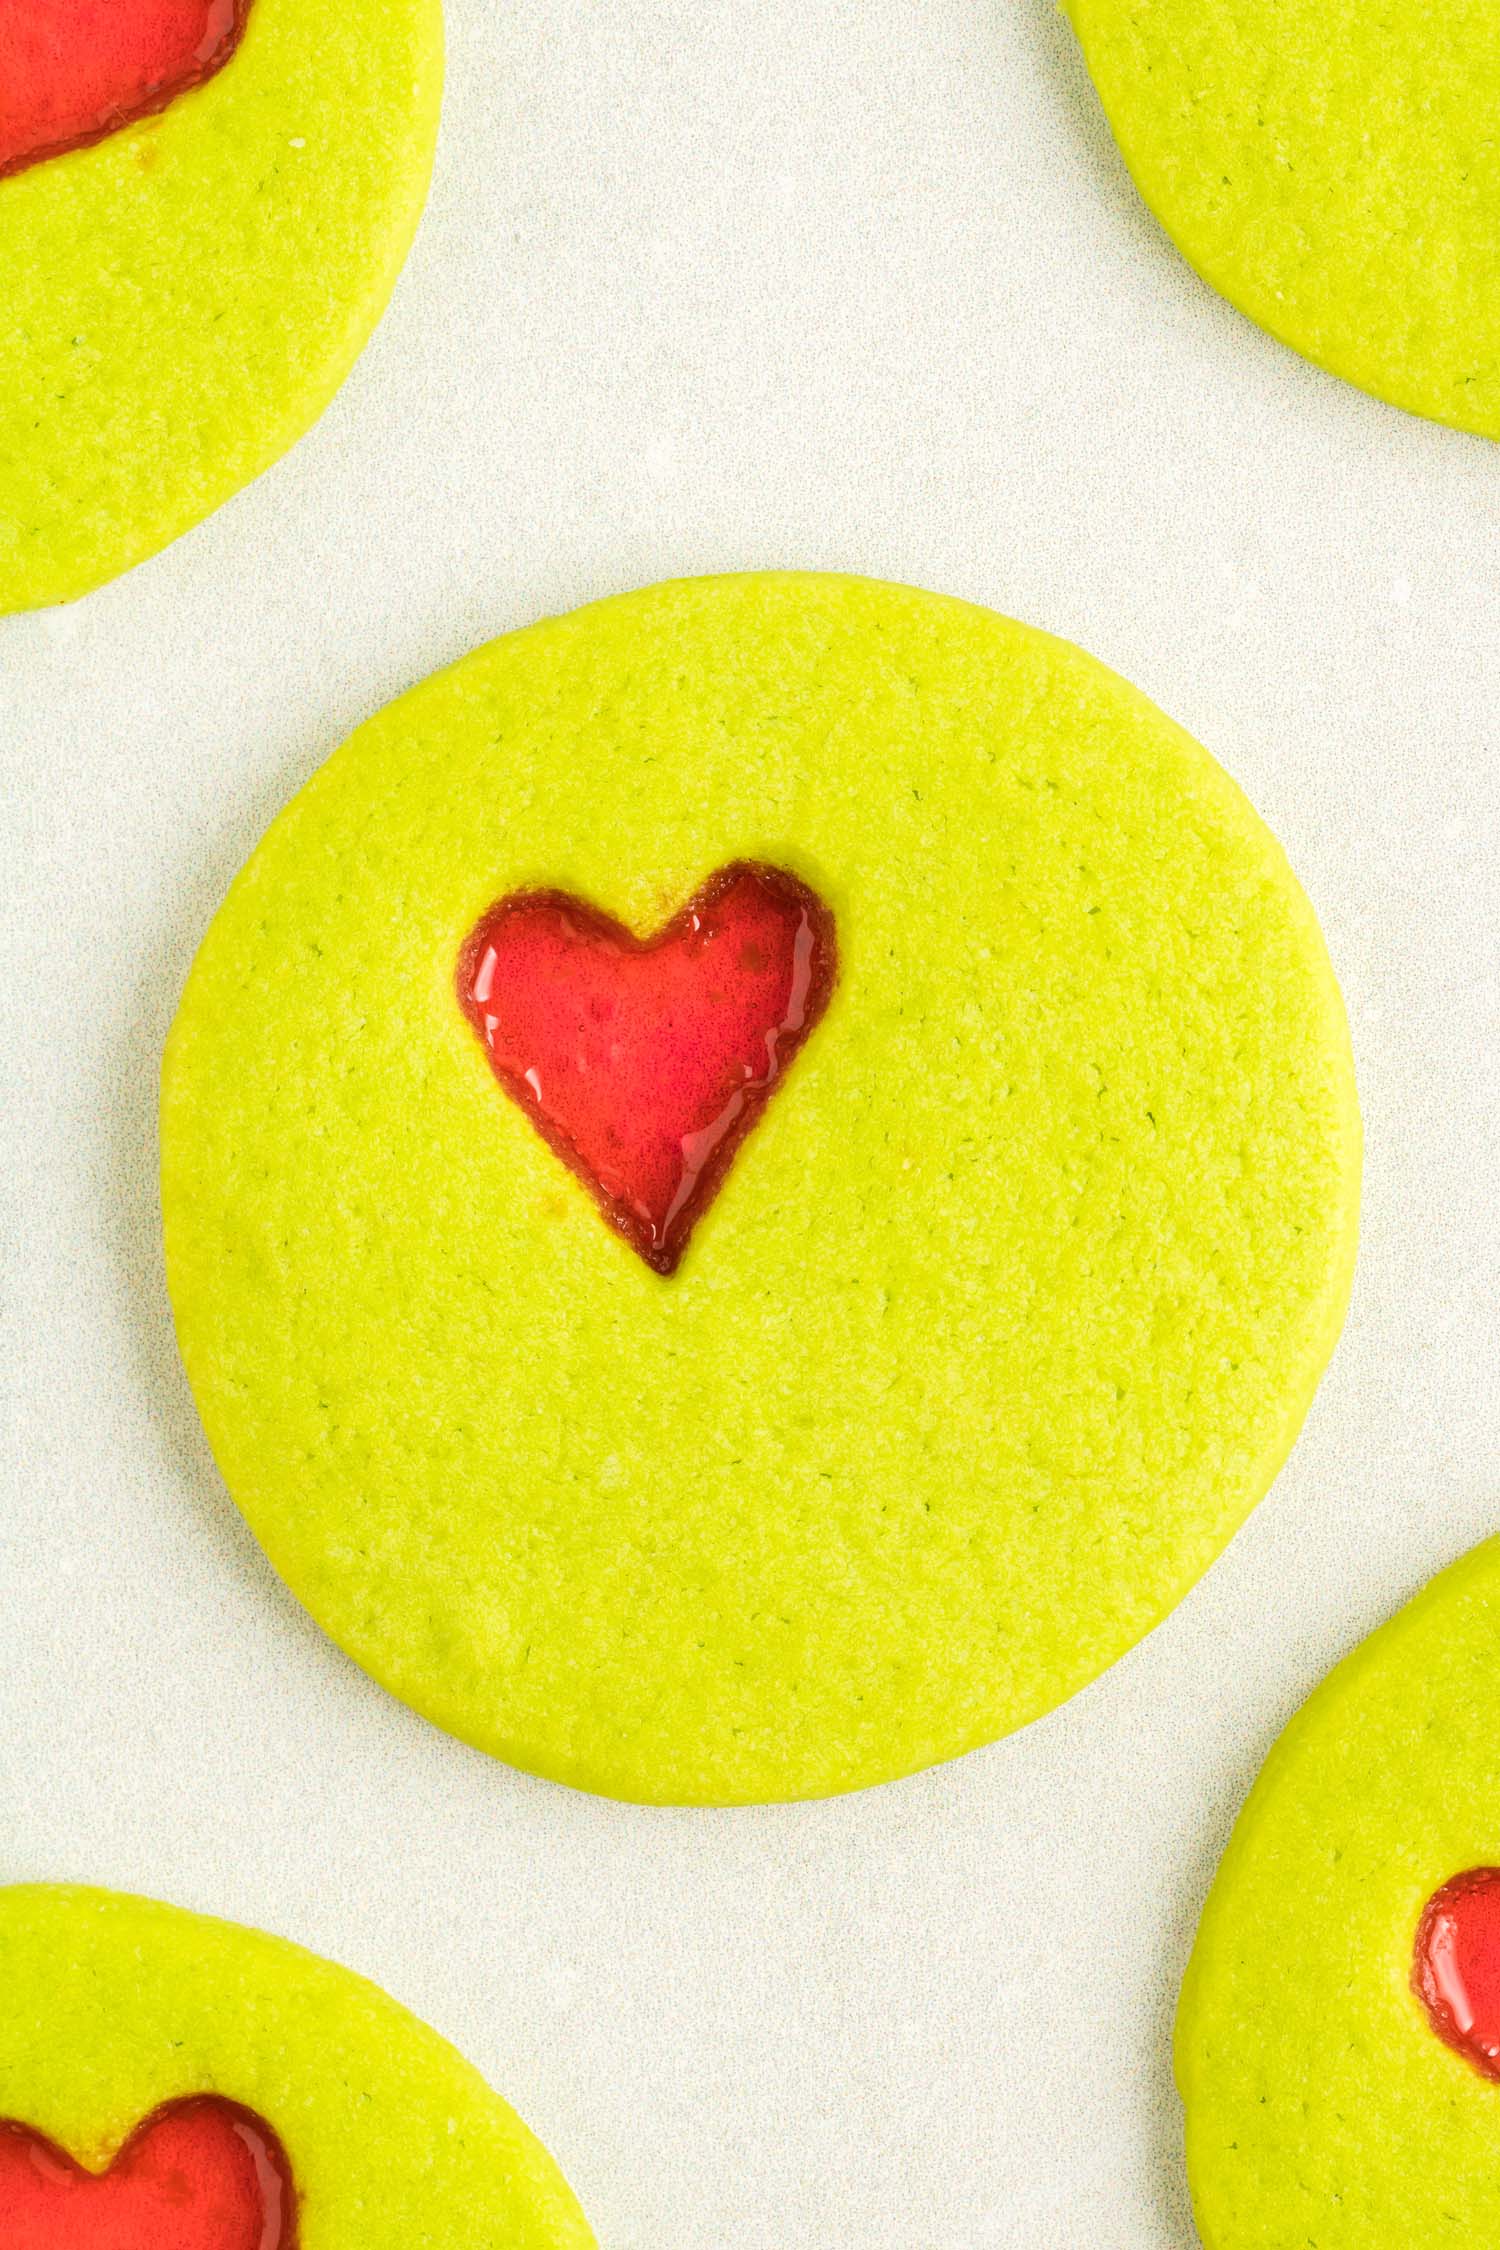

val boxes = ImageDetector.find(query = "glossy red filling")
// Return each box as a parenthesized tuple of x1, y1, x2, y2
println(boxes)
(458, 861, 837, 1275)
(0, 2097, 297, 2248)
(1414, 1866, 1500, 2081)
(0, 0, 253, 181)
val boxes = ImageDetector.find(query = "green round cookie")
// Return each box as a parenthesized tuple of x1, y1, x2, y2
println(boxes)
(161, 572, 1360, 1805)
(1067, 0, 1500, 438)
(1179, 1540, 1500, 2245)
(0, 1883, 593, 2247)
(0, 0, 442, 613)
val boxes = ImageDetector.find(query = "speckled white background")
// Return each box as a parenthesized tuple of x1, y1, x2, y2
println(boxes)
(2, 2, 1498, 2243)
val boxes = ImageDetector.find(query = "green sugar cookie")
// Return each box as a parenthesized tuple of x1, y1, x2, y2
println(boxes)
(1067, 0, 1500, 438)
(0, 1884, 593, 2248)
(161, 572, 1360, 1805)
(1179, 1540, 1500, 2246)
(0, 0, 442, 613)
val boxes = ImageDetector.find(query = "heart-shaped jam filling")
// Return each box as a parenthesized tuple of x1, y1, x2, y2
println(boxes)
(458, 861, 837, 1275)
(0, 0, 253, 182)
(0, 2096, 297, 2247)
(1414, 1866, 1500, 2080)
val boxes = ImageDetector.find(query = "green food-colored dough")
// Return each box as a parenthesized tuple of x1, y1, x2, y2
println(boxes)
(0, 1884, 593, 2247)
(1179, 1540, 1500, 2245)
(0, 0, 442, 613)
(1067, 0, 1500, 438)
(161, 572, 1361, 1805)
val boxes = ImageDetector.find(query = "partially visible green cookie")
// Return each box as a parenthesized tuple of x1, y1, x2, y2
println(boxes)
(162, 572, 1360, 1805)
(1179, 1539, 1500, 2246)
(0, 0, 442, 612)
(0, 1884, 594, 2249)
(1068, 0, 1500, 437)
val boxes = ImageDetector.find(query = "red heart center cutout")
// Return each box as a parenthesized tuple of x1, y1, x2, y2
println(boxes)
(1414, 1866, 1500, 2080)
(458, 861, 837, 1275)
(0, 0, 252, 181)
(0, 2098, 297, 2250)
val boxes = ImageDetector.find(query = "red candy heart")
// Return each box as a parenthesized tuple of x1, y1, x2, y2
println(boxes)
(0, 0, 252, 181)
(1414, 1866, 1500, 2081)
(0, 2098, 297, 2249)
(458, 861, 837, 1276)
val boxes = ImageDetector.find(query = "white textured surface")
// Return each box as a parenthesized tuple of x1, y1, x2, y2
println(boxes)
(1, 2, 1498, 2243)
